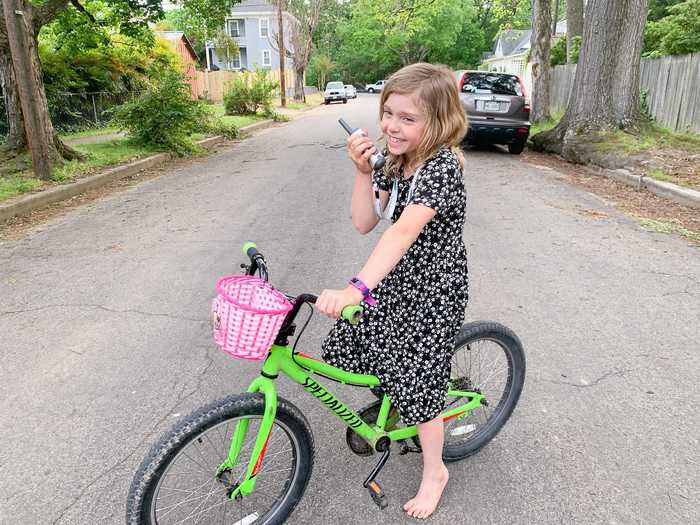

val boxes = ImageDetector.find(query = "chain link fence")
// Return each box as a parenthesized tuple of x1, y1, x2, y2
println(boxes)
(1, 91, 141, 142)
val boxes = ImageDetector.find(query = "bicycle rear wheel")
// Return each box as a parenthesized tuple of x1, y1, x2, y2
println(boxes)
(442, 321, 526, 462)
(126, 393, 314, 525)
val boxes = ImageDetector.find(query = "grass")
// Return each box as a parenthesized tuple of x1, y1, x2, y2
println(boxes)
(649, 168, 675, 183)
(209, 104, 267, 128)
(1, 101, 297, 202)
(529, 113, 700, 154)
(530, 111, 564, 136)
(50, 139, 164, 183)
(0, 174, 43, 201)
(274, 92, 323, 109)
(597, 122, 700, 154)
(638, 218, 700, 245)
(58, 126, 121, 140)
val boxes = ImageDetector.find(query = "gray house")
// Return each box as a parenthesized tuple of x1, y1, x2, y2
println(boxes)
(205, 0, 296, 73)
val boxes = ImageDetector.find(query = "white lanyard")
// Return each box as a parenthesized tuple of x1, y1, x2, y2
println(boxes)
(372, 167, 421, 221)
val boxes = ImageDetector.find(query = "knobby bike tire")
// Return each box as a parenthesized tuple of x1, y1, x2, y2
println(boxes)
(442, 320, 526, 462)
(126, 393, 314, 525)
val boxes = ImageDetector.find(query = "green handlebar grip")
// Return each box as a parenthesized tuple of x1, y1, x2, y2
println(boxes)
(242, 241, 257, 256)
(341, 305, 363, 325)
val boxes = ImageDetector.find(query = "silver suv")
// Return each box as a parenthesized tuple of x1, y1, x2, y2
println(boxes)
(324, 81, 347, 104)
(457, 71, 531, 154)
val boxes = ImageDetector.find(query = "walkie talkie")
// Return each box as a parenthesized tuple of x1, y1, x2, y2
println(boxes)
(338, 118, 386, 170)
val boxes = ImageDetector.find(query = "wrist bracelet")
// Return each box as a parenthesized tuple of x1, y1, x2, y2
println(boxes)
(349, 277, 377, 306)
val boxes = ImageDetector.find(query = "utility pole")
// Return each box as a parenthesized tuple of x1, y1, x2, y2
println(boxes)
(276, 0, 287, 107)
(2, 0, 52, 179)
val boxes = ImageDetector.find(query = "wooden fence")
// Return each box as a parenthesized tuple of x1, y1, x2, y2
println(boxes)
(549, 52, 700, 133)
(193, 69, 297, 102)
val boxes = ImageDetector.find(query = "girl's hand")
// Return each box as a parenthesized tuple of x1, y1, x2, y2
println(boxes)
(317, 286, 364, 319)
(346, 130, 377, 176)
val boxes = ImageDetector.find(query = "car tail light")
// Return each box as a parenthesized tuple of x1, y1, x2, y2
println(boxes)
(460, 73, 468, 91)
(523, 103, 531, 115)
(517, 127, 529, 134)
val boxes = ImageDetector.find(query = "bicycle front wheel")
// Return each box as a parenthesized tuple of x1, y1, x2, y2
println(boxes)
(442, 321, 526, 462)
(126, 393, 314, 525)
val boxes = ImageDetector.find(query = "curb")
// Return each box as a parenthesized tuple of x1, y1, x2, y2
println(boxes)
(601, 168, 700, 210)
(0, 121, 274, 223)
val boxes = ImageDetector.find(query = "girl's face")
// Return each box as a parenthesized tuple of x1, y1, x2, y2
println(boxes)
(381, 93, 427, 164)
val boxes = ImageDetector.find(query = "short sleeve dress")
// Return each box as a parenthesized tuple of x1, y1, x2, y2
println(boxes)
(321, 147, 469, 425)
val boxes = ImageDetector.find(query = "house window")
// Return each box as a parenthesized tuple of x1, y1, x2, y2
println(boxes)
(228, 19, 241, 38)
(230, 51, 242, 70)
(262, 49, 271, 67)
(259, 18, 269, 38)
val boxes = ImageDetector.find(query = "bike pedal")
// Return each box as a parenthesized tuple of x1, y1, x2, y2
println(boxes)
(367, 481, 388, 509)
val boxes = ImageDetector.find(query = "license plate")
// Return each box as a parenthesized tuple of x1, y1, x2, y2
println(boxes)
(484, 101, 500, 111)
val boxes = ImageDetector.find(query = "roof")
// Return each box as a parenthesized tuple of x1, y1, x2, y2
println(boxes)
(494, 29, 532, 57)
(230, 0, 299, 24)
(492, 19, 567, 58)
(232, 0, 276, 13)
(154, 31, 199, 63)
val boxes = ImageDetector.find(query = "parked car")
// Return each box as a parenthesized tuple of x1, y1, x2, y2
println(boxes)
(324, 81, 347, 104)
(344, 84, 357, 99)
(365, 80, 385, 93)
(457, 71, 530, 155)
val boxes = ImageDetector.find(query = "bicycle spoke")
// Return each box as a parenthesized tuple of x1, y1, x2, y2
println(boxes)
(150, 414, 300, 524)
(157, 478, 220, 519)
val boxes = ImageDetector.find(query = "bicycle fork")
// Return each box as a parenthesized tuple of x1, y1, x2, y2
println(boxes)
(217, 376, 278, 499)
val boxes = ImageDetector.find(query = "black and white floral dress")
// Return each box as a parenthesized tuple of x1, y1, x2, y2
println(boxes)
(322, 147, 469, 425)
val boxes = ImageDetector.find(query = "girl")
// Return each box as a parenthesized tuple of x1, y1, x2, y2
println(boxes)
(316, 62, 468, 520)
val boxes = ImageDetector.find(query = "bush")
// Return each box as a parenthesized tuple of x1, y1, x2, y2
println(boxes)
(223, 69, 279, 116)
(223, 75, 255, 115)
(550, 36, 580, 66)
(643, 0, 700, 57)
(112, 68, 210, 155)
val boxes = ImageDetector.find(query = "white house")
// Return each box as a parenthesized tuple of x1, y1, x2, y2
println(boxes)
(481, 20, 567, 95)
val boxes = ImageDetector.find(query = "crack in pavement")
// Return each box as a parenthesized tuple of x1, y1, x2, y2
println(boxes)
(50, 352, 216, 524)
(0, 303, 205, 323)
(543, 368, 632, 388)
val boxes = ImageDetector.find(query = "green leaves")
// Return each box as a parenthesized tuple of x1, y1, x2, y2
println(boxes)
(643, 0, 700, 57)
(112, 68, 216, 155)
(223, 69, 279, 116)
(325, 0, 486, 84)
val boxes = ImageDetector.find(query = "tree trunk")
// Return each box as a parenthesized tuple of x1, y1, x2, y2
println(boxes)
(3, 0, 54, 178)
(530, 0, 552, 123)
(293, 66, 305, 102)
(552, 0, 560, 35)
(531, 0, 649, 161)
(0, 41, 26, 152)
(276, 0, 287, 107)
(566, 0, 584, 62)
(0, 9, 26, 151)
(1, 0, 81, 175)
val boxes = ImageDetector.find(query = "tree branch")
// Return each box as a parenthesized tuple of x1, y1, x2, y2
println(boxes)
(69, 0, 96, 23)
(33, 0, 71, 31)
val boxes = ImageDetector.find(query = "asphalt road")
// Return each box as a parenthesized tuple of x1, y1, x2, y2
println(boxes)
(1, 95, 698, 524)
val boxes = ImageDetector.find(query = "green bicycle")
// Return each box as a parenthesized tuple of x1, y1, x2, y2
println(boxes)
(126, 243, 526, 524)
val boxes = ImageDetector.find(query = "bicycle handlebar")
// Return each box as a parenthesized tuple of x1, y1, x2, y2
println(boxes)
(241, 242, 363, 325)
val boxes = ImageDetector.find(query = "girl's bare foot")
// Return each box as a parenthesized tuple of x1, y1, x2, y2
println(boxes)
(403, 464, 449, 519)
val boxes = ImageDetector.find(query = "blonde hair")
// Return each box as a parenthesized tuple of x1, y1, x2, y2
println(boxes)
(379, 62, 467, 177)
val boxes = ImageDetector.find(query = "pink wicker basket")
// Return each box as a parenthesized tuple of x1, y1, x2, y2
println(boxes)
(212, 275, 293, 360)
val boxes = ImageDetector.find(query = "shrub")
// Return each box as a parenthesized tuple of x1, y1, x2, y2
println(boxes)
(223, 69, 279, 116)
(223, 75, 255, 115)
(249, 69, 278, 114)
(550, 36, 580, 66)
(112, 68, 209, 155)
